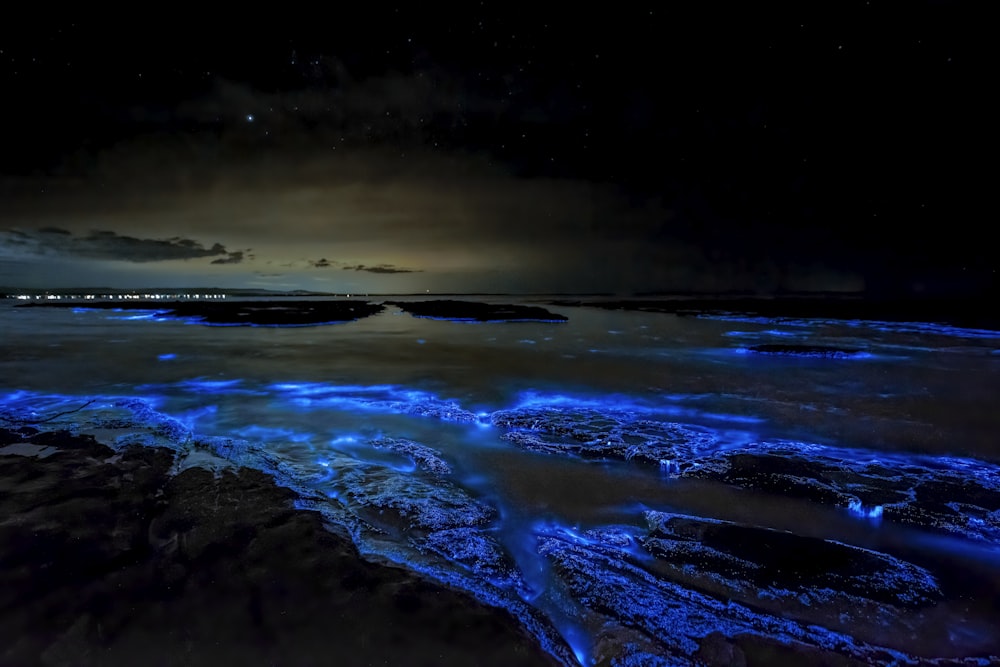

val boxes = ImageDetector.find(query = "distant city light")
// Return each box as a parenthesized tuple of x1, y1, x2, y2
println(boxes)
(8, 293, 228, 301)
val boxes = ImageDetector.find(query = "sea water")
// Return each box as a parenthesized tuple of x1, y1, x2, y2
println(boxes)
(3, 297, 1000, 663)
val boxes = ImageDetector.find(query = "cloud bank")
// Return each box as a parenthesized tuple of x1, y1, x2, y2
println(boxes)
(342, 264, 419, 274)
(0, 228, 233, 264)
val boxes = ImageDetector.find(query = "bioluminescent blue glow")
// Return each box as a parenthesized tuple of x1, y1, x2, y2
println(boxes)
(848, 498, 885, 520)
(502, 390, 754, 427)
(71, 307, 169, 321)
(5, 296, 1000, 666)
(723, 328, 802, 338)
(730, 345, 874, 359)
(311, 458, 337, 485)
(268, 381, 480, 422)
(659, 459, 679, 474)
(173, 403, 218, 429)
(109, 312, 162, 321)
(703, 313, 1000, 341)
(179, 378, 247, 393)
(230, 424, 317, 443)
(698, 314, 817, 327)
(4, 386, 1000, 664)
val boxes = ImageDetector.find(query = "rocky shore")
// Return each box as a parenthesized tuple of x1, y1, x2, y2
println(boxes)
(3, 385, 999, 665)
(0, 425, 561, 667)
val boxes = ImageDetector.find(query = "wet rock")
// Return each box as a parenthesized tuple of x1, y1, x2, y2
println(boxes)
(0, 427, 564, 666)
(695, 632, 748, 667)
(113, 398, 193, 445)
(642, 511, 941, 641)
(337, 464, 495, 532)
(492, 403, 1000, 547)
(371, 437, 452, 476)
(389, 399, 480, 423)
(536, 525, 910, 666)
(493, 407, 719, 468)
(744, 343, 867, 358)
(686, 441, 1000, 544)
(387, 299, 568, 322)
(417, 527, 528, 594)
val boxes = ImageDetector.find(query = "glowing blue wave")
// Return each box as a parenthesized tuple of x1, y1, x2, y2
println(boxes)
(702, 313, 1000, 340)
(4, 385, 1000, 665)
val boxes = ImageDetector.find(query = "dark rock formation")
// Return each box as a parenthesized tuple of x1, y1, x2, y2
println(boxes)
(492, 407, 719, 469)
(417, 527, 529, 595)
(337, 462, 495, 532)
(387, 300, 568, 322)
(19, 299, 385, 326)
(389, 400, 481, 423)
(536, 524, 913, 666)
(491, 404, 1000, 547)
(9, 391, 1000, 664)
(371, 437, 452, 476)
(641, 511, 941, 642)
(0, 426, 563, 666)
(686, 441, 1000, 544)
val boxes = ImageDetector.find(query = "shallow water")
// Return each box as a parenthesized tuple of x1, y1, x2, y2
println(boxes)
(3, 297, 1000, 664)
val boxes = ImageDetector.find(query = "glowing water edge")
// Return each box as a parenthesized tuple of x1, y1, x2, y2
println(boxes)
(3, 297, 1000, 665)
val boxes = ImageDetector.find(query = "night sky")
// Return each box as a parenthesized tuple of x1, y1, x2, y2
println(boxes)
(0, 4, 991, 295)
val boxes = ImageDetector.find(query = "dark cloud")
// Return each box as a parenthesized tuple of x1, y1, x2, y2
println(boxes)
(307, 258, 419, 274)
(2, 229, 30, 246)
(0, 228, 230, 263)
(342, 263, 419, 274)
(210, 251, 245, 265)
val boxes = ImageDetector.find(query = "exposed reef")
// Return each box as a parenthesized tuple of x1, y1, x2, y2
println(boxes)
(640, 512, 941, 634)
(492, 406, 720, 471)
(546, 296, 1000, 332)
(387, 299, 568, 322)
(336, 459, 495, 532)
(370, 436, 453, 476)
(686, 441, 1000, 545)
(0, 425, 562, 666)
(5, 389, 1000, 665)
(19, 299, 385, 326)
(534, 515, 962, 666)
(492, 405, 1000, 546)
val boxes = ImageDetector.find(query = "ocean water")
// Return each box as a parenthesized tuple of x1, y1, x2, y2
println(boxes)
(3, 297, 1000, 664)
